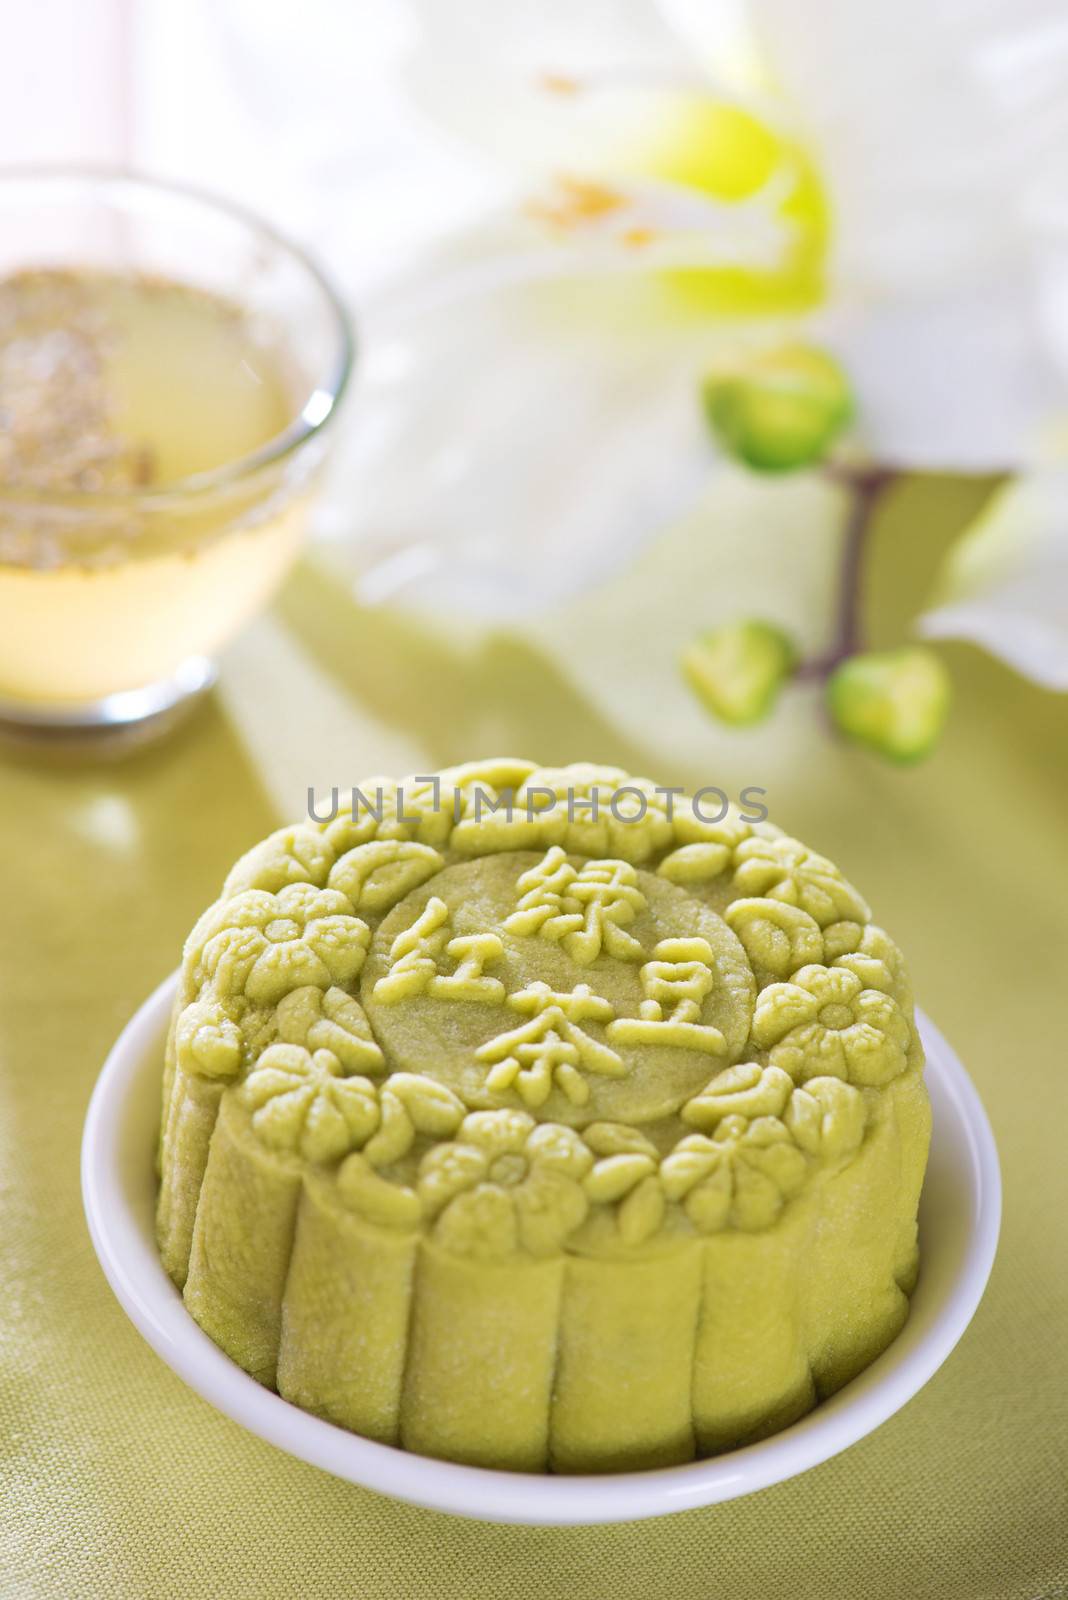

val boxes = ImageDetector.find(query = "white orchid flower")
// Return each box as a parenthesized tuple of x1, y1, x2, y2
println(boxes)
(315, 0, 828, 616)
(320, 0, 1068, 662)
(139, 0, 1068, 679)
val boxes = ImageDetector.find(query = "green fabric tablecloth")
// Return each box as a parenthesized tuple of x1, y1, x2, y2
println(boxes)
(2, 473, 1066, 1598)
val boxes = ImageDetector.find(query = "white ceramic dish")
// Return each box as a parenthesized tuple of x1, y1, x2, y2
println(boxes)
(82, 973, 1000, 1525)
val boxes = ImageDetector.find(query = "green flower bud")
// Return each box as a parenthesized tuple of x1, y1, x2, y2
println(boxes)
(683, 621, 798, 726)
(701, 344, 853, 472)
(828, 647, 951, 763)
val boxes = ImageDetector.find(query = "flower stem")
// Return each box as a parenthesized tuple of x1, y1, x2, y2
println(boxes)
(796, 464, 896, 682)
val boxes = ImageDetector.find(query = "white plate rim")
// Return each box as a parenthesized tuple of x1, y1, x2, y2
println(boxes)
(81, 972, 1001, 1526)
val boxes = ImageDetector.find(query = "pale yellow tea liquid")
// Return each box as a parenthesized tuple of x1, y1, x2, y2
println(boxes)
(0, 269, 310, 705)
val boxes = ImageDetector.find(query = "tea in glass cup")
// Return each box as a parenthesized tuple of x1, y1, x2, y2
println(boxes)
(0, 172, 352, 741)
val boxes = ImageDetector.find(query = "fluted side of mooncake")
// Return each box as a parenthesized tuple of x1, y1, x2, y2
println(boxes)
(157, 760, 930, 1472)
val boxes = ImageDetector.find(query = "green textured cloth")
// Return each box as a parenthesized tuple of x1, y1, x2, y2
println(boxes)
(2, 472, 1066, 1598)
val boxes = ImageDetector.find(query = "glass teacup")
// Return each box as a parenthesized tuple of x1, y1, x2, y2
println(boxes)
(0, 169, 353, 743)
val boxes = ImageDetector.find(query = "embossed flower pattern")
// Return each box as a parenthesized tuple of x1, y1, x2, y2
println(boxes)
(173, 992, 278, 1081)
(732, 834, 870, 927)
(659, 1114, 808, 1233)
(451, 765, 675, 862)
(533, 768, 675, 861)
(240, 1042, 380, 1164)
(198, 883, 370, 1006)
(418, 1109, 593, 1258)
(274, 984, 386, 1075)
(784, 1075, 867, 1160)
(681, 1059, 794, 1129)
(724, 898, 826, 984)
(174, 996, 246, 1081)
(223, 824, 336, 896)
(326, 839, 444, 916)
(581, 1123, 665, 1245)
(822, 919, 913, 1012)
(657, 812, 750, 885)
(753, 963, 911, 1086)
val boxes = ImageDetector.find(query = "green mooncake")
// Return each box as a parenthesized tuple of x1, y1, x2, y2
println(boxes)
(157, 760, 930, 1473)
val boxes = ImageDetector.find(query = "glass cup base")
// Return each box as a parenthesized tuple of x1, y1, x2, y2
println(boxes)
(0, 657, 217, 754)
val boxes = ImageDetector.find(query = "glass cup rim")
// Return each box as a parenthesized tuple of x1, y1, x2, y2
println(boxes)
(0, 164, 355, 507)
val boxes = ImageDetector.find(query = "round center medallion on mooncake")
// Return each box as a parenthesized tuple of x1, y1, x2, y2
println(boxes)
(360, 851, 755, 1127)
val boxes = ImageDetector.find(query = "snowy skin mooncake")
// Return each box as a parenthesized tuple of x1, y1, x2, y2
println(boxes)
(157, 760, 930, 1473)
